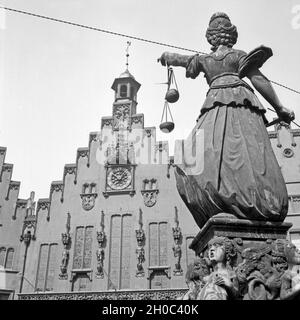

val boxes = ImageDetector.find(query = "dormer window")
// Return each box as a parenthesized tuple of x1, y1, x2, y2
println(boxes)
(120, 84, 127, 98)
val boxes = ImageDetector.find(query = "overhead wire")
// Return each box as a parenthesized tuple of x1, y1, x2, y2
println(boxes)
(1, 6, 299, 93)
(0, 5, 300, 128)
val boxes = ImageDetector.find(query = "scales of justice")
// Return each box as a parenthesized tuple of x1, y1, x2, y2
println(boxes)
(157, 12, 300, 300)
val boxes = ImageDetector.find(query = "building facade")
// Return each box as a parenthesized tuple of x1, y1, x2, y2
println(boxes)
(0, 69, 299, 300)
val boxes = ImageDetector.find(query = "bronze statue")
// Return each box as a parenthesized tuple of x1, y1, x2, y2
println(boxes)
(158, 12, 295, 227)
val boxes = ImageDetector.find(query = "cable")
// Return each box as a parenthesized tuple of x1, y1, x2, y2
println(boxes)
(0, 6, 299, 96)
(0, 6, 204, 54)
(267, 108, 300, 128)
(269, 80, 300, 95)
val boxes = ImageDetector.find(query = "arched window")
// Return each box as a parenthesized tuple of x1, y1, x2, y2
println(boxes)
(120, 84, 127, 98)
(0, 247, 6, 267)
(5, 248, 14, 269)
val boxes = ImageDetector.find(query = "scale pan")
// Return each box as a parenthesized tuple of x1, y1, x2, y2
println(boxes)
(165, 89, 179, 103)
(160, 121, 175, 133)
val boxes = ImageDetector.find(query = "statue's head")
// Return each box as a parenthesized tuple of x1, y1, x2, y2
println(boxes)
(206, 12, 238, 51)
(207, 236, 237, 267)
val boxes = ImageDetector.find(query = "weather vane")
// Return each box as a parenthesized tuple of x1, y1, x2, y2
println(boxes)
(126, 41, 131, 70)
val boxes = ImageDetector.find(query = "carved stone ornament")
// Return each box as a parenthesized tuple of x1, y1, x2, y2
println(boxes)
(141, 189, 159, 207)
(18, 288, 187, 300)
(172, 207, 183, 276)
(113, 104, 131, 130)
(96, 248, 105, 279)
(20, 216, 37, 244)
(283, 148, 294, 158)
(96, 211, 106, 279)
(135, 209, 146, 277)
(36, 199, 50, 214)
(180, 235, 300, 300)
(80, 193, 97, 211)
(20, 192, 37, 243)
(59, 212, 71, 280)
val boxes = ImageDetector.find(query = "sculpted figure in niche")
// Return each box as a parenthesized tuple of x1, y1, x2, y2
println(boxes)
(197, 237, 239, 300)
(158, 12, 295, 228)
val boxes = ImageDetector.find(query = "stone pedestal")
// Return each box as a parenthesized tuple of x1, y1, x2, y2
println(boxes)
(190, 213, 292, 257)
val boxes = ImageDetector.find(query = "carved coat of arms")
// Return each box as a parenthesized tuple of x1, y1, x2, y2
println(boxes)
(81, 193, 97, 211)
(141, 190, 159, 207)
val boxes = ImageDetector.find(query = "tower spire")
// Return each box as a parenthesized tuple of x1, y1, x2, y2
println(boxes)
(126, 41, 131, 70)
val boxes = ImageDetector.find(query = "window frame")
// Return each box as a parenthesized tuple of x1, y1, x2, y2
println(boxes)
(0, 247, 15, 270)
(35, 243, 58, 292)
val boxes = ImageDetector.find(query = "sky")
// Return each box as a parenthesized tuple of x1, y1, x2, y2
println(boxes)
(0, 0, 299, 201)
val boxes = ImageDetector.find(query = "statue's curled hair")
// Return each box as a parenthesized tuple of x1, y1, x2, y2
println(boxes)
(206, 12, 238, 51)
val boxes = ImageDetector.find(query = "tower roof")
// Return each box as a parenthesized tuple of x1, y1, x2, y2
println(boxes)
(111, 69, 141, 92)
(119, 69, 135, 80)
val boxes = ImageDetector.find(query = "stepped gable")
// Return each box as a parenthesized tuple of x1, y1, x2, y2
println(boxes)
(0, 146, 24, 221)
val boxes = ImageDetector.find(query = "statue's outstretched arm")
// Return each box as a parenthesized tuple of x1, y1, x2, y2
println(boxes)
(247, 68, 295, 123)
(158, 52, 194, 68)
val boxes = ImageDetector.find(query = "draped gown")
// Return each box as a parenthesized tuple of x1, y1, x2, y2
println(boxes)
(174, 47, 289, 228)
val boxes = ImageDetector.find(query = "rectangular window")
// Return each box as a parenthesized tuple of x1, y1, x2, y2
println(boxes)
(290, 196, 300, 213)
(149, 223, 159, 266)
(149, 222, 169, 267)
(45, 244, 57, 291)
(35, 243, 58, 292)
(83, 227, 93, 268)
(108, 215, 121, 290)
(73, 226, 94, 270)
(0, 247, 6, 267)
(5, 248, 14, 269)
(108, 214, 132, 290)
(120, 215, 132, 289)
(159, 222, 168, 266)
(73, 227, 84, 269)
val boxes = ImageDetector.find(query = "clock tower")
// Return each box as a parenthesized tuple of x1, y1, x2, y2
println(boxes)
(111, 69, 141, 131)
(102, 65, 141, 198)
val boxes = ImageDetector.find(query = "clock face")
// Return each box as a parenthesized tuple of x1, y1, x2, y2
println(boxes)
(107, 167, 132, 190)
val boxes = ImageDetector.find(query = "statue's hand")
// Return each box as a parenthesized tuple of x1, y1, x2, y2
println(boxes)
(276, 106, 295, 124)
(158, 52, 172, 66)
(214, 275, 232, 288)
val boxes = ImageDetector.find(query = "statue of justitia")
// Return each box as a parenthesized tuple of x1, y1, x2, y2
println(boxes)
(158, 12, 295, 228)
